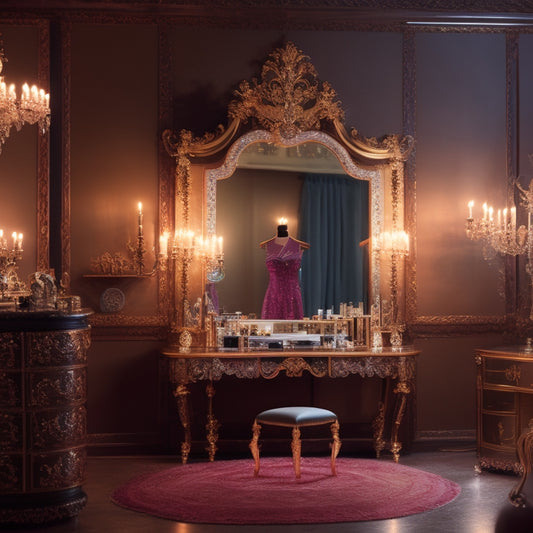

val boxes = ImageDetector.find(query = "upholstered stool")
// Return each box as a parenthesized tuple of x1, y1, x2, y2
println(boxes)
(249, 406, 341, 478)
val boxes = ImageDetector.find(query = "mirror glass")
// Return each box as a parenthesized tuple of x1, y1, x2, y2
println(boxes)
(211, 140, 371, 317)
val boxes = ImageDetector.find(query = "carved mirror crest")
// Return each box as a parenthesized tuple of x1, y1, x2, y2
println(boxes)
(163, 42, 413, 350)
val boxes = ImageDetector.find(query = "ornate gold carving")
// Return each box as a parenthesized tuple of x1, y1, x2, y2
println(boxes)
(164, 42, 412, 348)
(509, 420, 533, 507)
(0, 412, 21, 450)
(205, 382, 220, 461)
(36, 19, 50, 273)
(27, 329, 91, 367)
(32, 406, 86, 449)
(372, 400, 386, 458)
(260, 356, 328, 379)
(0, 372, 20, 408)
(173, 384, 191, 464)
(0, 332, 21, 368)
(505, 364, 521, 385)
(229, 42, 343, 138)
(37, 448, 86, 489)
(89, 251, 135, 275)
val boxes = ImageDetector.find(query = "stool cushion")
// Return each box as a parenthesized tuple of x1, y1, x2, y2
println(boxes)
(256, 406, 337, 428)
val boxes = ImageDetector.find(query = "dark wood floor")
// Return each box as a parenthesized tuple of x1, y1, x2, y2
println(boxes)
(8, 449, 526, 532)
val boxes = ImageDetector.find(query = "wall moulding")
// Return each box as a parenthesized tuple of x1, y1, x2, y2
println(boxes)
(410, 315, 509, 338)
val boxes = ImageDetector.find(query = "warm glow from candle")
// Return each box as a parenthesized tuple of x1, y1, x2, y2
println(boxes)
(468, 200, 474, 219)
(138, 202, 142, 214)
(278, 217, 288, 225)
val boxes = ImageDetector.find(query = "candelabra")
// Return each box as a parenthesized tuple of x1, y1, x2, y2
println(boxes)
(375, 230, 410, 348)
(159, 229, 224, 349)
(0, 230, 25, 300)
(466, 179, 533, 318)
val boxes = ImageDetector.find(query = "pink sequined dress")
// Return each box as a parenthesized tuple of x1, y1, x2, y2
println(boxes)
(261, 237, 304, 319)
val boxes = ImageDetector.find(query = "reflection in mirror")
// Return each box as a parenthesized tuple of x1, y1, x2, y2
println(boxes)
(214, 141, 369, 318)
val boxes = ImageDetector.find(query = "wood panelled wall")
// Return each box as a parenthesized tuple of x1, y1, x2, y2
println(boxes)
(1, 6, 532, 453)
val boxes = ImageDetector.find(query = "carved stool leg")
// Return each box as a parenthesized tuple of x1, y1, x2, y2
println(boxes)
(330, 419, 341, 476)
(291, 426, 302, 478)
(249, 421, 262, 476)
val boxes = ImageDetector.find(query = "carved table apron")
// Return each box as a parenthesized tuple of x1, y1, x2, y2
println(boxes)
(162, 347, 419, 464)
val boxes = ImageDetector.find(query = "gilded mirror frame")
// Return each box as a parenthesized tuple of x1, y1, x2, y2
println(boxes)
(163, 42, 413, 350)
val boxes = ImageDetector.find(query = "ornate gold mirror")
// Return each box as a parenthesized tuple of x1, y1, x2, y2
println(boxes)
(163, 42, 413, 351)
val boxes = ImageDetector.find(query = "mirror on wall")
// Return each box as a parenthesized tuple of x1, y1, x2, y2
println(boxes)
(213, 141, 370, 318)
(163, 42, 412, 350)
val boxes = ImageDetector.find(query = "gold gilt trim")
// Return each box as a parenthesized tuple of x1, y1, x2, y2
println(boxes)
(163, 42, 413, 163)
(163, 41, 413, 340)
(229, 43, 344, 139)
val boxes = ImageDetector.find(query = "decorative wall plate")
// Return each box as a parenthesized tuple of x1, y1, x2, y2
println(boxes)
(100, 287, 125, 313)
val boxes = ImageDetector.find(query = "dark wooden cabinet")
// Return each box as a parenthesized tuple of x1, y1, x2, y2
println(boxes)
(476, 346, 533, 474)
(0, 310, 92, 526)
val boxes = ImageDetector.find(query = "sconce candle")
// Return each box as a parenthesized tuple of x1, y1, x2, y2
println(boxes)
(137, 202, 143, 237)
(468, 200, 474, 220)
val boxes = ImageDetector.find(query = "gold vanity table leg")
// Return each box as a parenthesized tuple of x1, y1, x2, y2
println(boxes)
(372, 400, 386, 459)
(250, 420, 262, 476)
(291, 426, 302, 478)
(390, 380, 410, 462)
(373, 377, 391, 458)
(330, 419, 341, 476)
(205, 381, 220, 461)
(174, 384, 191, 464)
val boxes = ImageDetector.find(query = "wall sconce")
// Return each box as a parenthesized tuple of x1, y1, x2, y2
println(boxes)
(89, 202, 153, 276)
(466, 178, 533, 318)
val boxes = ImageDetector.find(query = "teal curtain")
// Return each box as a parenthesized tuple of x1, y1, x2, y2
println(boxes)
(298, 174, 369, 317)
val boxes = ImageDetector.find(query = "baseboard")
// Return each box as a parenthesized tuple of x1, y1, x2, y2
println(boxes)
(412, 429, 476, 452)
(87, 432, 164, 456)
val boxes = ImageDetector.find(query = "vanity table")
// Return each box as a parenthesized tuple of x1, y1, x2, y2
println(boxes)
(476, 346, 533, 473)
(162, 346, 419, 464)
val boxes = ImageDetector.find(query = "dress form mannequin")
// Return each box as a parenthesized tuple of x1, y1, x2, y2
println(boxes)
(259, 224, 309, 319)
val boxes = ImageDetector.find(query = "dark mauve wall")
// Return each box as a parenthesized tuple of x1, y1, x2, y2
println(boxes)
(1, 15, 526, 452)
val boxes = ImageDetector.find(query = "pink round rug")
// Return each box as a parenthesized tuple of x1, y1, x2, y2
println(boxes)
(111, 457, 461, 524)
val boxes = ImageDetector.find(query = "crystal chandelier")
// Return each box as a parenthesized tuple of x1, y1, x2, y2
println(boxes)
(0, 48, 50, 151)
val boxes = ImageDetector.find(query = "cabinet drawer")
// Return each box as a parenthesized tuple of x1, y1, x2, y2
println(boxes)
(482, 389, 516, 411)
(484, 357, 533, 390)
(481, 412, 516, 449)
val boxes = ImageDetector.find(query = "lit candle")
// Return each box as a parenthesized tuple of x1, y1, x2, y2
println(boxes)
(21, 83, 29, 101)
(159, 232, 168, 257)
(497, 209, 502, 229)
(482, 203, 488, 221)
(137, 202, 143, 237)
(488, 206, 494, 222)
(217, 236, 223, 256)
(18, 233, 23, 250)
(278, 217, 288, 225)
(468, 200, 474, 219)
(511, 206, 517, 229)
(12, 231, 17, 250)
